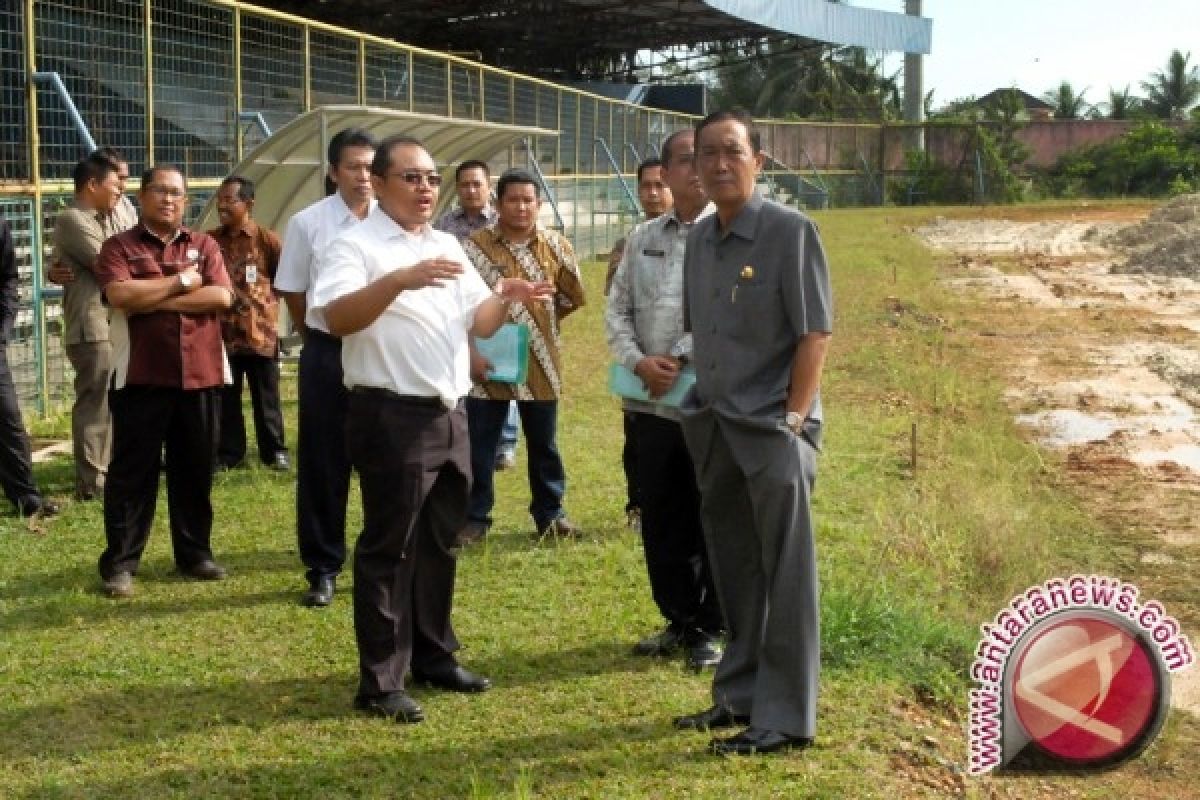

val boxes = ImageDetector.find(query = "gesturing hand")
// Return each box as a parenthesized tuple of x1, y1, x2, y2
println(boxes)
(635, 355, 681, 398)
(397, 257, 463, 291)
(470, 349, 494, 383)
(496, 277, 555, 304)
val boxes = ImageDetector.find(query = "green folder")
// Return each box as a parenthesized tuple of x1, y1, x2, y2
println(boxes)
(608, 363, 696, 408)
(474, 323, 530, 384)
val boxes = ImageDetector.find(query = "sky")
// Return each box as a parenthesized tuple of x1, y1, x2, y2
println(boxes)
(852, 0, 1200, 109)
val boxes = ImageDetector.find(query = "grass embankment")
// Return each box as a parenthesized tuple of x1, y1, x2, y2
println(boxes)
(1, 206, 1194, 798)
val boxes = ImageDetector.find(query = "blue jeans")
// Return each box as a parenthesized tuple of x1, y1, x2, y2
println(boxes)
(466, 398, 565, 530)
(497, 401, 519, 458)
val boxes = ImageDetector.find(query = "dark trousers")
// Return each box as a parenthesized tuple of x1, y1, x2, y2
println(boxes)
(633, 412, 723, 635)
(466, 397, 565, 530)
(99, 385, 220, 577)
(0, 344, 40, 514)
(347, 391, 469, 696)
(296, 332, 351, 584)
(218, 352, 287, 467)
(622, 411, 641, 512)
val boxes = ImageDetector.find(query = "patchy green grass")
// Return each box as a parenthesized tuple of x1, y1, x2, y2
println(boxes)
(1, 205, 1196, 798)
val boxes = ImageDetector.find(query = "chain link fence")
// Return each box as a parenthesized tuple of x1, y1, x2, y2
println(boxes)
(3, 0, 995, 415)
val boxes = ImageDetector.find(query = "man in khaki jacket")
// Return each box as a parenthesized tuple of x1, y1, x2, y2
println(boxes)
(49, 154, 128, 499)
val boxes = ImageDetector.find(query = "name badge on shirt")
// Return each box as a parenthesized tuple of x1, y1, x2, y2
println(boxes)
(642, 248, 666, 257)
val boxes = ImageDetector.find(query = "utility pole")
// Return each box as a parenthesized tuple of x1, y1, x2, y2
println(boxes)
(903, 0, 925, 151)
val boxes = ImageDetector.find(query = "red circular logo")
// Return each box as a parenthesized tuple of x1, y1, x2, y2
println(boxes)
(1011, 615, 1161, 764)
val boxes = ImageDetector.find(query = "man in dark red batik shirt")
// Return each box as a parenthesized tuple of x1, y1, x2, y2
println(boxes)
(93, 164, 235, 599)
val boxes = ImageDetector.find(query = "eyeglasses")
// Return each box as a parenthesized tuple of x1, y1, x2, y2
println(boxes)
(145, 185, 186, 199)
(387, 170, 443, 187)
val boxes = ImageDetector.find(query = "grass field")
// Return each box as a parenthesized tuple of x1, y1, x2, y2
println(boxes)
(2, 204, 1197, 798)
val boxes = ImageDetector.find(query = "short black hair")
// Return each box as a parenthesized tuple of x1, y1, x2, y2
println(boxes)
(495, 168, 540, 201)
(220, 175, 255, 202)
(73, 154, 117, 193)
(140, 164, 186, 191)
(455, 159, 490, 182)
(91, 146, 127, 167)
(660, 130, 694, 168)
(328, 127, 379, 168)
(636, 157, 663, 183)
(370, 134, 426, 178)
(694, 108, 761, 153)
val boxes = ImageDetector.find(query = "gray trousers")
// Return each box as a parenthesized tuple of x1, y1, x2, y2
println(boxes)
(66, 341, 113, 497)
(681, 414, 820, 738)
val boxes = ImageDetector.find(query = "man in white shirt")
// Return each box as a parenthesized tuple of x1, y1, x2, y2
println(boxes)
(274, 128, 377, 608)
(312, 134, 551, 724)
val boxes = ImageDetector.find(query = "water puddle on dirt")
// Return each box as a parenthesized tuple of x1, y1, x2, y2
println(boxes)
(919, 211, 1200, 713)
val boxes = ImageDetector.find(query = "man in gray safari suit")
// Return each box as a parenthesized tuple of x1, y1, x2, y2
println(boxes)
(672, 109, 833, 757)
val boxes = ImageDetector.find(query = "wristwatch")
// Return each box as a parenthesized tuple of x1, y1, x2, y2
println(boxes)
(178, 272, 198, 291)
(785, 411, 804, 434)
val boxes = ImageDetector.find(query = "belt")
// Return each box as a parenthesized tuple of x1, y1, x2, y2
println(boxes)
(349, 386, 443, 408)
(305, 328, 341, 344)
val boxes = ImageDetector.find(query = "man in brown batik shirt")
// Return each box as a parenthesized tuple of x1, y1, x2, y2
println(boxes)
(209, 176, 289, 472)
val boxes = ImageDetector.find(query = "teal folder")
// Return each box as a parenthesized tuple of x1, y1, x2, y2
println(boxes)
(474, 323, 530, 384)
(608, 363, 695, 408)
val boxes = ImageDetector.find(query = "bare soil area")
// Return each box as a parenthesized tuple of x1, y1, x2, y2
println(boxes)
(917, 207, 1200, 716)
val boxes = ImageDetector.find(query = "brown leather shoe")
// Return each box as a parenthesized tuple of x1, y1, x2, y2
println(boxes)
(535, 516, 582, 539)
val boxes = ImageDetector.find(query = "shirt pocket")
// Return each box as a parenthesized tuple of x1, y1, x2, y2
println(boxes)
(126, 254, 163, 279)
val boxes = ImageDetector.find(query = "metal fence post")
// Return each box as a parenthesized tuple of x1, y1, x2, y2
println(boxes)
(24, 0, 46, 413)
(144, 0, 154, 165)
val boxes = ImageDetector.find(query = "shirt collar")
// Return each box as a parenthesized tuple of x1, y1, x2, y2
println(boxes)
(373, 206, 436, 243)
(220, 218, 259, 238)
(663, 202, 715, 230)
(489, 222, 542, 247)
(457, 205, 496, 223)
(330, 192, 374, 225)
(139, 222, 191, 246)
(718, 192, 763, 242)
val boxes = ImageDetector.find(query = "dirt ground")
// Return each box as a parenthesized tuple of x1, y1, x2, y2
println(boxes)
(916, 207, 1200, 719)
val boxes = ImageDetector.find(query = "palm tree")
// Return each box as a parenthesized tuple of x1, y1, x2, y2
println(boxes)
(1042, 81, 1091, 119)
(1103, 86, 1140, 119)
(1141, 49, 1200, 119)
(709, 38, 899, 120)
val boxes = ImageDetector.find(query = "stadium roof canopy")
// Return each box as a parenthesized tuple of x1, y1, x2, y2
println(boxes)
(260, 0, 932, 80)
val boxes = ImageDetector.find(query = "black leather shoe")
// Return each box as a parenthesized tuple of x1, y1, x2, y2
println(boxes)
(354, 691, 424, 724)
(181, 559, 227, 581)
(633, 623, 685, 657)
(673, 705, 750, 731)
(18, 497, 60, 518)
(684, 634, 723, 671)
(454, 521, 488, 549)
(302, 576, 335, 607)
(411, 662, 492, 693)
(710, 726, 813, 756)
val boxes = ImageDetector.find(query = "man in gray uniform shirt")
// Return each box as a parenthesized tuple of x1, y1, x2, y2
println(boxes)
(672, 109, 833, 756)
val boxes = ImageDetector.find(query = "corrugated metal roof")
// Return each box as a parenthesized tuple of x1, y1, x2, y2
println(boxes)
(704, 0, 932, 54)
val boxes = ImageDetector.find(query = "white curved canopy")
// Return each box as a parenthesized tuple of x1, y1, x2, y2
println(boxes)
(195, 105, 558, 233)
(703, 0, 932, 54)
